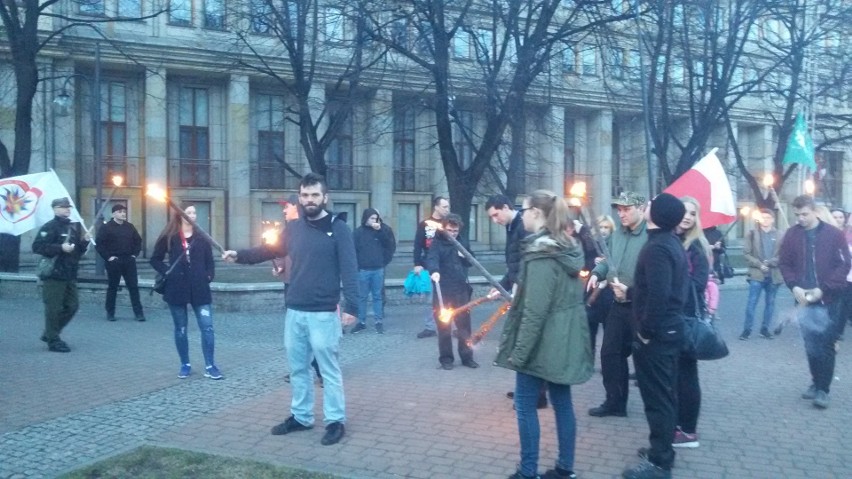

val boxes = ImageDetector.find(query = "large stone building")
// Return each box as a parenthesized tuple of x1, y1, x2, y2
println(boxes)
(1, 0, 849, 256)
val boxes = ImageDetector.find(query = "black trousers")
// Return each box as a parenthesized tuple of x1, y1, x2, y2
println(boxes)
(433, 283, 473, 365)
(599, 301, 633, 411)
(105, 256, 143, 317)
(676, 355, 700, 434)
(634, 338, 680, 470)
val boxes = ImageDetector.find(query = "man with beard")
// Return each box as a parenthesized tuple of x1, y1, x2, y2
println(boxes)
(223, 173, 358, 446)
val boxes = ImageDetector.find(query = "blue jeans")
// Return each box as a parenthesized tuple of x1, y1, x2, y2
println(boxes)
(169, 303, 214, 368)
(285, 309, 345, 426)
(422, 289, 436, 331)
(357, 269, 384, 325)
(743, 279, 779, 332)
(514, 372, 576, 476)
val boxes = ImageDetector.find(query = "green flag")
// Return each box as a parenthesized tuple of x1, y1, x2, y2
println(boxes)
(782, 112, 816, 171)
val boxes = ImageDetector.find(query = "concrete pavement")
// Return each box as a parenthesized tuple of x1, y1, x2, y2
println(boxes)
(1, 279, 851, 478)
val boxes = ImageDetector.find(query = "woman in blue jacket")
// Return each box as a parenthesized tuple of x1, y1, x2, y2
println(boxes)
(150, 203, 221, 380)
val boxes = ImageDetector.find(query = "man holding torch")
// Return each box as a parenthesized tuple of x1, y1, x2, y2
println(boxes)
(413, 196, 451, 338)
(587, 191, 648, 418)
(222, 173, 358, 446)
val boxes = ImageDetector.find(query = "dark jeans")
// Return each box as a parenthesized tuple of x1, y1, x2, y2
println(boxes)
(838, 283, 852, 338)
(585, 287, 613, 358)
(105, 256, 143, 317)
(634, 337, 681, 470)
(433, 283, 473, 365)
(799, 303, 840, 393)
(676, 355, 700, 434)
(41, 279, 78, 342)
(599, 301, 633, 411)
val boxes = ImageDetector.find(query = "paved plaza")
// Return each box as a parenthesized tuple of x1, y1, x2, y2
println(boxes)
(1, 279, 851, 478)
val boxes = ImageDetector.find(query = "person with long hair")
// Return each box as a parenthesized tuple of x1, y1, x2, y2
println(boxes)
(496, 190, 593, 479)
(150, 203, 221, 380)
(672, 196, 711, 449)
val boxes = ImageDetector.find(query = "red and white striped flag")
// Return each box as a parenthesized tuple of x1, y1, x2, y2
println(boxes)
(664, 148, 736, 228)
(0, 170, 83, 235)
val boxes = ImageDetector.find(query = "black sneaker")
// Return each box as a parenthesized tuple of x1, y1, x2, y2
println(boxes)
(588, 404, 626, 417)
(320, 422, 345, 445)
(40, 334, 48, 343)
(350, 323, 366, 334)
(107, 315, 117, 322)
(375, 323, 384, 334)
(506, 391, 514, 399)
(48, 340, 71, 353)
(739, 330, 750, 341)
(462, 359, 480, 368)
(417, 329, 437, 338)
(542, 467, 577, 479)
(136, 315, 146, 322)
(270, 415, 312, 435)
(622, 459, 671, 479)
(508, 472, 540, 479)
(759, 328, 773, 339)
(441, 362, 454, 370)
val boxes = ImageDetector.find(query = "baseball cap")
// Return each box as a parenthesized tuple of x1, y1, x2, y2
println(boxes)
(51, 197, 72, 208)
(611, 191, 646, 207)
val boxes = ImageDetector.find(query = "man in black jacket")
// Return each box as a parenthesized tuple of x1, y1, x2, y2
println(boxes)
(32, 197, 91, 353)
(96, 204, 145, 322)
(413, 196, 450, 338)
(223, 173, 358, 446)
(426, 214, 478, 369)
(351, 208, 396, 334)
(613, 193, 687, 479)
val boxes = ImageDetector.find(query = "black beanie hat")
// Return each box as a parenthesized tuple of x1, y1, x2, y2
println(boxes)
(650, 193, 686, 231)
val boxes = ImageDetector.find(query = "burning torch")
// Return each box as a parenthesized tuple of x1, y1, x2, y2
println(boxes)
(438, 294, 498, 324)
(146, 184, 225, 254)
(84, 175, 124, 241)
(468, 302, 512, 346)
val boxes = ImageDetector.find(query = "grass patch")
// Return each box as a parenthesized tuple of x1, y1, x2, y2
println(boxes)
(59, 445, 340, 479)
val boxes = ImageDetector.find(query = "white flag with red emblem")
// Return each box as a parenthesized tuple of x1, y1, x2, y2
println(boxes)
(0, 170, 84, 235)
(663, 148, 736, 228)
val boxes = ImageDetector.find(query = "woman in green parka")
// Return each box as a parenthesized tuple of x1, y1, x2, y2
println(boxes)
(496, 190, 594, 479)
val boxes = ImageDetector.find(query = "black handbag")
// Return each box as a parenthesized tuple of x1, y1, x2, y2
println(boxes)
(37, 256, 56, 280)
(683, 286, 729, 360)
(150, 249, 185, 296)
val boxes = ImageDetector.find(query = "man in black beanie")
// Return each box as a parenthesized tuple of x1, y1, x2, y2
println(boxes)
(96, 203, 145, 322)
(612, 193, 688, 479)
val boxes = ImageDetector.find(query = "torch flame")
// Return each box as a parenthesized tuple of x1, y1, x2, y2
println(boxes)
(739, 206, 751, 218)
(804, 179, 815, 195)
(569, 181, 587, 198)
(439, 308, 454, 324)
(579, 270, 590, 279)
(146, 183, 167, 203)
(112, 175, 124, 187)
(262, 228, 279, 245)
(751, 210, 763, 222)
(762, 173, 774, 188)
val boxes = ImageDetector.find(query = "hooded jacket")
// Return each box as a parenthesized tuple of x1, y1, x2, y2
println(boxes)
(494, 232, 593, 385)
(354, 208, 396, 270)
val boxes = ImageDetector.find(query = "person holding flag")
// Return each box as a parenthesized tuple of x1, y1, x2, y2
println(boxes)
(32, 197, 91, 353)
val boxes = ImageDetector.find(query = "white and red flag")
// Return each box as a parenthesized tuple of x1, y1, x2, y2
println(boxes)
(0, 170, 83, 235)
(663, 148, 736, 229)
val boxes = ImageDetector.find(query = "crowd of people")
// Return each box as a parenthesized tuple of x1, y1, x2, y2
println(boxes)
(30, 177, 852, 479)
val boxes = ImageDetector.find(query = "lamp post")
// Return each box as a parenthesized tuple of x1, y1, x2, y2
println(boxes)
(53, 42, 104, 275)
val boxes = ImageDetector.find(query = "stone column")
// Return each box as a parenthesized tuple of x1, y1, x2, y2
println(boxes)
(144, 68, 168, 252)
(545, 106, 566, 195)
(368, 89, 394, 215)
(226, 74, 251, 249)
(586, 109, 614, 216)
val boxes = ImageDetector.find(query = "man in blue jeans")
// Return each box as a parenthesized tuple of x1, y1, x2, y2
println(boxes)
(352, 208, 396, 334)
(224, 173, 359, 445)
(740, 208, 785, 340)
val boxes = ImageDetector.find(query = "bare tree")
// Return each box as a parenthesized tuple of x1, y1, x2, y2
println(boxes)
(230, 0, 388, 183)
(362, 0, 632, 241)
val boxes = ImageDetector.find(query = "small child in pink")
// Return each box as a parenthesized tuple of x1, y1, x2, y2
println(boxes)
(705, 273, 720, 319)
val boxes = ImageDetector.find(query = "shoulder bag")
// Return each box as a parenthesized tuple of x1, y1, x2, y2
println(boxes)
(683, 285, 729, 361)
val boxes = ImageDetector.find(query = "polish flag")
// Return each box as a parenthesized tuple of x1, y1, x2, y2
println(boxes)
(664, 148, 736, 228)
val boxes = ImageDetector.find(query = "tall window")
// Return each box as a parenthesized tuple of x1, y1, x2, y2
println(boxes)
(178, 87, 210, 186)
(324, 7, 351, 42)
(204, 0, 225, 29)
(564, 117, 575, 178)
(170, 0, 192, 26)
(609, 48, 625, 79)
(79, 0, 105, 15)
(581, 46, 597, 76)
(250, 0, 272, 34)
(474, 28, 493, 62)
(255, 94, 286, 188)
(393, 105, 416, 191)
(563, 44, 577, 73)
(453, 32, 472, 59)
(117, 0, 141, 17)
(101, 82, 127, 183)
(627, 50, 641, 81)
(397, 203, 420, 241)
(327, 108, 353, 190)
(454, 110, 473, 169)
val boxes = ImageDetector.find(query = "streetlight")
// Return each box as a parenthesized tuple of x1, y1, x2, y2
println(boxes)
(52, 42, 105, 275)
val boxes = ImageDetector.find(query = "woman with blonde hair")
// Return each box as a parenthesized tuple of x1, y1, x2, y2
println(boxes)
(672, 196, 711, 448)
(496, 190, 593, 479)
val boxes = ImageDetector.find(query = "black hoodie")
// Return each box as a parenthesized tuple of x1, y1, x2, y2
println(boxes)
(354, 208, 397, 270)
